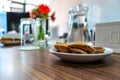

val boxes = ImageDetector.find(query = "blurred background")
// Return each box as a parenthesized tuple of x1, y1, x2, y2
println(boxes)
(0, 0, 120, 38)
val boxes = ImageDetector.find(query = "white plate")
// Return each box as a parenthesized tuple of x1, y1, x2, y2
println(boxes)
(49, 47, 114, 62)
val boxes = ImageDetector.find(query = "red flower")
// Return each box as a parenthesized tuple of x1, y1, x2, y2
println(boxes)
(38, 4, 50, 14)
(29, 4, 55, 22)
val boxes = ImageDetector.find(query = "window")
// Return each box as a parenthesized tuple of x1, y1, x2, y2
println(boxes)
(12, 0, 24, 3)
(26, 0, 49, 5)
(11, 3, 24, 12)
(0, 0, 49, 12)
(25, 4, 36, 12)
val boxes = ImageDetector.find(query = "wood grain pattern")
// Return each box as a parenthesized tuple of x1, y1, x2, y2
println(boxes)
(0, 46, 120, 80)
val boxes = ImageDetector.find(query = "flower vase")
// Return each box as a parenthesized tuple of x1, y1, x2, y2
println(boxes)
(38, 19, 45, 40)
(36, 18, 46, 48)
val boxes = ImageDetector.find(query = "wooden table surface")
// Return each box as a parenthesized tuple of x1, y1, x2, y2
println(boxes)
(0, 46, 120, 80)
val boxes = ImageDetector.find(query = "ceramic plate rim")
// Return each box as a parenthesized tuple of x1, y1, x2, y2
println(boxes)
(49, 47, 114, 56)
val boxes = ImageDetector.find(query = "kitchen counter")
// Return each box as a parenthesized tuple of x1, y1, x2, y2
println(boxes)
(0, 46, 120, 80)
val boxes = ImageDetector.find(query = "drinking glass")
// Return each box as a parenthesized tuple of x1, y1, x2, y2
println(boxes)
(19, 18, 39, 50)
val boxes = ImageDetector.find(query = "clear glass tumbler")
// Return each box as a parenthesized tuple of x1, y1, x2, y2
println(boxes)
(19, 18, 39, 50)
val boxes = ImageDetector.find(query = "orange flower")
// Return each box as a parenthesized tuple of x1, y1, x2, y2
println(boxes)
(29, 9, 39, 18)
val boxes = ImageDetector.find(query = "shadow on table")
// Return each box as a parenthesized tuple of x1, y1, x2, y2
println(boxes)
(52, 56, 116, 69)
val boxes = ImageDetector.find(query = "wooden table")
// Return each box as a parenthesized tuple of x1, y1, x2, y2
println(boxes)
(0, 46, 120, 80)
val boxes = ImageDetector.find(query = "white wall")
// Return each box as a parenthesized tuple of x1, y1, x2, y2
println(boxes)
(84, 0, 120, 29)
(50, 0, 120, 35)
(49, 0, 83, 36)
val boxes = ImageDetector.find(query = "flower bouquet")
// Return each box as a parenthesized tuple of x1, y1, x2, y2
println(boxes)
(30, 4, 55, 47)
(30, 4, 55, 40)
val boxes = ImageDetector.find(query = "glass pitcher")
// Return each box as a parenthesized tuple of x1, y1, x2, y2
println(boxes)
(67, 4, 92, 44)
